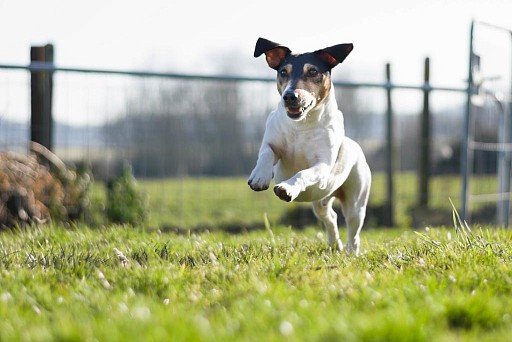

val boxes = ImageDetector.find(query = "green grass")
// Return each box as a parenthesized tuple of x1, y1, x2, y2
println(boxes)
(89, 173, 499, 229)
(10, 174, 500, 340)
(1, 223, 512, 341)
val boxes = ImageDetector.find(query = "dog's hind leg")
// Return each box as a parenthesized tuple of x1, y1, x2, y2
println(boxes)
(313, 196, 343, 251)
(336, 158, 371, 256)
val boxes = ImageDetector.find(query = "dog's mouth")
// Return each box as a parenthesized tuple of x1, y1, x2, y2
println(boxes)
(285, 102, 313, 119)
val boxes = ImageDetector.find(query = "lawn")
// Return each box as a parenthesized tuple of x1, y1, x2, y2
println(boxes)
(89, 173, 499, 229)
(1, 222, 512, 341)
(1, 173, 508, 340)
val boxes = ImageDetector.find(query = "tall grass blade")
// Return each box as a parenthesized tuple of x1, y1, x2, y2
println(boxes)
(449, 198, 477, 249)
(263, 213, 275, 246)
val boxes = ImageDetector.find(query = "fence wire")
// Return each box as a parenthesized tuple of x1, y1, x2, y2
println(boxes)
(1, 66, 469, 228)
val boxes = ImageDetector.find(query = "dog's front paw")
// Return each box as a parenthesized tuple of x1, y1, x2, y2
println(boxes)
(273, 182, 300, 202)
(318, 176, 329, 190)
(248, 168, 272, 191)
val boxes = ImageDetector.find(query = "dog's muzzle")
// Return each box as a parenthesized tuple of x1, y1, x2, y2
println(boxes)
(282, 90, 313, 119)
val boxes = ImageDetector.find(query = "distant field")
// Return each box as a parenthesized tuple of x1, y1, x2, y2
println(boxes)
(1, 224, 511, 340)
(90, 173, 498, 229)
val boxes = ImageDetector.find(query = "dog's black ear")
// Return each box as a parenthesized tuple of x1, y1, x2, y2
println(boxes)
(254, 37, 291, 70)
(315, 43, 354, 69)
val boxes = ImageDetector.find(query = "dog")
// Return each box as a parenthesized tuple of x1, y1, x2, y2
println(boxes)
(248, 38, 371, 255)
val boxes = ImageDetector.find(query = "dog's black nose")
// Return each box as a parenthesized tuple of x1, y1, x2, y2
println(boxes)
(283, 91, 299, 103)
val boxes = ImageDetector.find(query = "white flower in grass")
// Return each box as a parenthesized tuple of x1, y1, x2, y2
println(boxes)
(118, 302, 129, 313)
(209, 252, 219, 266)
(211, 288, 222, 299)
(255, 282, 268, 294)
(316, 232, 324, 241)
(113, 248, 129, 267)
(97, 270, 112, 290)
(279, 321, 293, 336)
(163, 298, 170, 305)
(32, 305, 41, 315)
(189, 292, 200, 303)
(194, 315, 210, 332)
(449, 274, 456, 283)
(0, 292, 12, 303)
(132, 306, 151, 321)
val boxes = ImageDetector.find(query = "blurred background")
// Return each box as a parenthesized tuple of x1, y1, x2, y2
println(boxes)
(1, 0, 511, 230)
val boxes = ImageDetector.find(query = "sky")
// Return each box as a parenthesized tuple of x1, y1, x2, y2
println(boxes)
(1, 0, 511, 83)
(0, 0, 511, 124)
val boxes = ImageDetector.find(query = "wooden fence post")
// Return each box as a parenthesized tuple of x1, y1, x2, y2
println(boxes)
(30, 44, 54, 151)
(385, 63, 395, 226)
(418, 57, 431, 207)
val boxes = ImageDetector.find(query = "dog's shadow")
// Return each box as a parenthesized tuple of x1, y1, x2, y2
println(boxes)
(155, 204, 391, 235)
(279, 204, 389, 229)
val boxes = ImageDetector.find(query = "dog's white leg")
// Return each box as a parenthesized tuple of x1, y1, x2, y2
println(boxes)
(342, 207, 366, 256)
(248, 143, 276, 191)
(313, 196, 343, 251)
(339, 159, 371, 256)
(274, 163, 331, 202)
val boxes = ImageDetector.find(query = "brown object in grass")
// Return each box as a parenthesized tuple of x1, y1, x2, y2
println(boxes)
(0, 142, 90, 228)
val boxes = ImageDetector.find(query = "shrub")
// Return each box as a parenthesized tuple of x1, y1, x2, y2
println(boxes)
(106, 164, 148, 225)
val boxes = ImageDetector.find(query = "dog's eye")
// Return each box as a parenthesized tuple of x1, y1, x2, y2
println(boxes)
(307, 68, 319, 77)
(279, 69, 288, 78)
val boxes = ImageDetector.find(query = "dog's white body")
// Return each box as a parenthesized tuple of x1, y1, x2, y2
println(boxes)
(249, 85, 371, 254)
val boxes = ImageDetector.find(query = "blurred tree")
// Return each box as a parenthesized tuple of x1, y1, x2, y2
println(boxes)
(104, 80, 255, 177)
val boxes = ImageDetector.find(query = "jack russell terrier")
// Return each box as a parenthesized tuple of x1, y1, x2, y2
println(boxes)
(248, 38, 371, 255)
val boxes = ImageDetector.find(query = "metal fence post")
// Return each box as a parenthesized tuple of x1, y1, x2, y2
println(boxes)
(509, 31, 512, 227)
(499, 30, 512, 227)
(385, 63, 395, 226)
(460, 21, 475, 222)
(419, 57, 431, 207)
(497, 98, 510, 227)
(30, 44, 54, 151)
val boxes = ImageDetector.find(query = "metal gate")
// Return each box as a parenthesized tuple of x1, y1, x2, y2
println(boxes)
(461, 20, 512, 226)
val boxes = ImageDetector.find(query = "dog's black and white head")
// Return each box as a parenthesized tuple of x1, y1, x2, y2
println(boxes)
(254, 38, 353, 121)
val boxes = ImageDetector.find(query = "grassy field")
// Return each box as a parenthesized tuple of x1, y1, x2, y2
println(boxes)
(1, 174, 507, 340)
(1, 222, 512, 341)
(89, 173, 499, 229)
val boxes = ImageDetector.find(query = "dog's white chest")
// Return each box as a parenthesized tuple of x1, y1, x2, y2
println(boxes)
(274, 125, 334, 182)
(280, 130, 317, 166)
